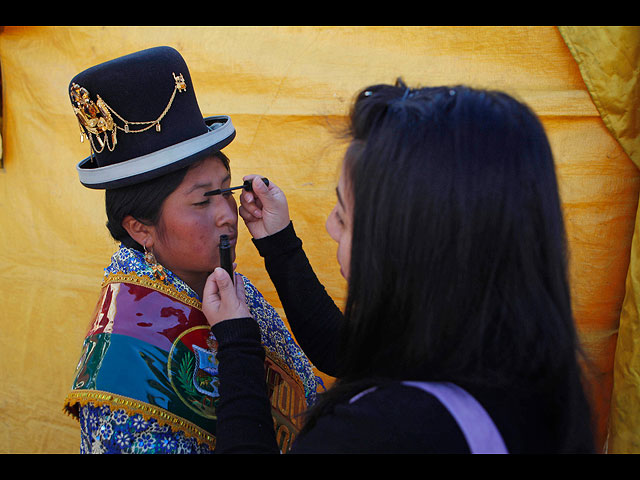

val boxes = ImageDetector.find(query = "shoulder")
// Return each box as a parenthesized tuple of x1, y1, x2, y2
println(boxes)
(238, 274, 276, 320)
(292, 381, 470, 454)
(238, 273, 269, 309)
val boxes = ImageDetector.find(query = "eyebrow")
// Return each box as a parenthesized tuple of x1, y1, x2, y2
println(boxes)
(187, 174, 231, 194)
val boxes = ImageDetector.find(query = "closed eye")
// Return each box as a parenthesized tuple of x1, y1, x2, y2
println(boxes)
(194, 191, 235, 206)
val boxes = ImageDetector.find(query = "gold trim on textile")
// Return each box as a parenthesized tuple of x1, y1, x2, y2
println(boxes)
(63, 389, 216, 448)
(103, 271, 202, 309)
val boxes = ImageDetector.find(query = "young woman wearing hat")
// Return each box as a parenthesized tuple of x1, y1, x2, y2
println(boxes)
(203, 81, 596, 453)
(62, 47, 318, 454)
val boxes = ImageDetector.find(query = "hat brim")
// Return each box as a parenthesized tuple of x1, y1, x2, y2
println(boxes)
(77, 115, 235, 190)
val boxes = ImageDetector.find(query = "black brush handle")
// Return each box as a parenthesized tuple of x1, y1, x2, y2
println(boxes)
(219, 234, 234, 284)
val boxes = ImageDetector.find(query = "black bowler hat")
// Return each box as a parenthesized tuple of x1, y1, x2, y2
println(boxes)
(69, 46, 235, 189)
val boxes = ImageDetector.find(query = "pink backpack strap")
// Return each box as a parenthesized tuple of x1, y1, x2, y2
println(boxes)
(402, 381, 508, 454)
(349, 381, 508, 454)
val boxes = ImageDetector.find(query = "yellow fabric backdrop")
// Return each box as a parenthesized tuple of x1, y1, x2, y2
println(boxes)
(0, 26, 637, 453)
(559, 26, 640, 454)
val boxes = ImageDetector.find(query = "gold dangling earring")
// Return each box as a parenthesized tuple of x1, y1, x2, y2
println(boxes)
(144, 244, 167, 282)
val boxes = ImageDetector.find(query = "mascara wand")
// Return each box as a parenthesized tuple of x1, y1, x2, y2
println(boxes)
(204, 177, 269, 197)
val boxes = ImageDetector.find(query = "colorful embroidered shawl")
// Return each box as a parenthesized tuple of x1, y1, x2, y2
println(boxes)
(63, 245, 318, 452)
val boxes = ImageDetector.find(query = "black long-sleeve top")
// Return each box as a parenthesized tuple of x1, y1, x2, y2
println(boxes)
(211, 223, 565, 454)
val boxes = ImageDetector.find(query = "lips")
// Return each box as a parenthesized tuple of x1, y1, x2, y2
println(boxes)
(219, 233, 237, 248)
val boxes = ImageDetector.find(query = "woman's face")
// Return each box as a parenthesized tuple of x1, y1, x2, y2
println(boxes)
(149, 155, 238, 294)
(326, 164, 353, 280)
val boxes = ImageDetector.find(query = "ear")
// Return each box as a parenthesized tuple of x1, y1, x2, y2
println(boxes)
(122, 215, 155, 250)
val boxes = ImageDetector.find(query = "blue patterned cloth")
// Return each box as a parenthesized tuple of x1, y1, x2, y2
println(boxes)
(79, 403, 213, 454)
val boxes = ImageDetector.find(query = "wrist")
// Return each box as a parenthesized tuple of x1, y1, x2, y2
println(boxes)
(210, 317, 260, 343)
(264, 219, 292, 238)
(252, 221, 300, 258)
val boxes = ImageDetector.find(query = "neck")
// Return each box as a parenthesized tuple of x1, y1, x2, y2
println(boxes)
(176, 272, 209, 300)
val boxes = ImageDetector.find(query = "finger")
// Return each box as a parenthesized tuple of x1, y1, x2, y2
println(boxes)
(239, 204, 260, 223)
(243, 175, 271, 201)
(203, 271, 220, 297)
(251, 176, 270, 198)
(202, 272, 221, 319)
(247, 181, 272, 218)
(240, 189, 263, 218)
(241, 174, 265, 203)
(242, 190, 254, 204)
(242, 174, 264, 186)
(213, 267, 236, 302)
(235, 273, 247, 302)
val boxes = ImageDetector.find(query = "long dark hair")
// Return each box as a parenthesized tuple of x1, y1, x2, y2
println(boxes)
(105, 150, 229, 250)
(303, 80, 593, 452)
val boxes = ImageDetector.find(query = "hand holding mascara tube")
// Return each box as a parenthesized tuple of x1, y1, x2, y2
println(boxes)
(202, 244, 250, 328)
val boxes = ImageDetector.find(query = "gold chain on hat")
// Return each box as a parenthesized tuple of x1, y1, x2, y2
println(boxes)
(70, 72, 187, 157)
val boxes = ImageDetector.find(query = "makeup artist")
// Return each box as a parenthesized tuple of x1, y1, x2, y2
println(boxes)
(203, 80, 596, 453)
(62, 47, 318, 454)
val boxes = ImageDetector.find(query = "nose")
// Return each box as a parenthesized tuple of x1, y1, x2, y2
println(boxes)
(325, 206, 339, 243)
(212, 195, 238, 228)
